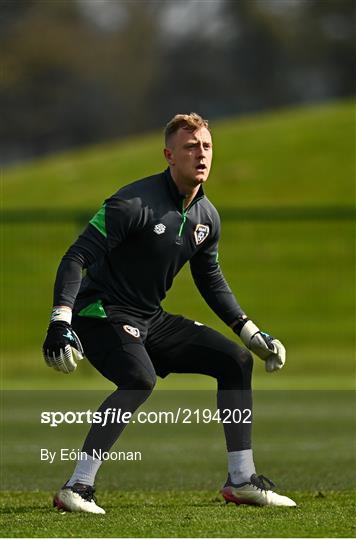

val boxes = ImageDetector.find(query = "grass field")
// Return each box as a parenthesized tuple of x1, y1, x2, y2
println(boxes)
(1, 491, 355, 538)
(1, 389, 355, 537)
(1, 100, 355, 537)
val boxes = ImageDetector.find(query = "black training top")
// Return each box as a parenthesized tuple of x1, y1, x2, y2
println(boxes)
(53, 168, 243, 324)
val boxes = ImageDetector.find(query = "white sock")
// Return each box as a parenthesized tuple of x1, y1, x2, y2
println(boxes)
(228, 449, 256, 484)
(66, 454, 102, 487)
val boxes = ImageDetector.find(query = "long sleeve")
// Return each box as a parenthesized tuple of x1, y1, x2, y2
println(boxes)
(189, 213, 244, 326)
(53, 196, 142, 308)
(53, 224, 106, 308)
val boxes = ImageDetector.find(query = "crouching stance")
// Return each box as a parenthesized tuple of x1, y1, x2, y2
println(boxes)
(43, 113, 296, 513)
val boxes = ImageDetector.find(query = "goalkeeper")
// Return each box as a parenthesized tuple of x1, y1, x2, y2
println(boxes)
(43, 112, 296, 514)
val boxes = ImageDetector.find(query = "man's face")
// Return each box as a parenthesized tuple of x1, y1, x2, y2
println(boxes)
(164, 127, 213, 187)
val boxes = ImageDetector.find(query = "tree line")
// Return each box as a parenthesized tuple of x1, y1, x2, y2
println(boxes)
(1, 0, 354, 164)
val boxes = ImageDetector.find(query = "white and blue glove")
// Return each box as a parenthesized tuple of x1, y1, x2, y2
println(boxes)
(234, 318, 286, 372)
(42, 307, 84, 374)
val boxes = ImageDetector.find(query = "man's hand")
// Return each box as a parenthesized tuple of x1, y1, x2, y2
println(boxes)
(42, 321, 84, 374)
(233, 318, 286, 372)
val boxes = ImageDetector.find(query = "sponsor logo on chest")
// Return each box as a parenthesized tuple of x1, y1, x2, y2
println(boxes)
(153, 223, 166, 235)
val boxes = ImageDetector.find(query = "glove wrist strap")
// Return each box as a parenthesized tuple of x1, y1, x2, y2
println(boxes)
(240, 320, 260, 346)
(50, 306, 72, 325)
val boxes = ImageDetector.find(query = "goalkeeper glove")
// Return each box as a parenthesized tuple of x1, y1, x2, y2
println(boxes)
(233, 317, 286, 372)
(42, 307, 84, 374)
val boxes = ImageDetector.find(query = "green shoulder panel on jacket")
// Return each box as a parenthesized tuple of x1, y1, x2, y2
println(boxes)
(89, 204, 107, 238)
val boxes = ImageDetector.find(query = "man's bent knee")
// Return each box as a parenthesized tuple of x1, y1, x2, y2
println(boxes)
(217, 345, 253, 389)
(123, 370, 157, 392)
(238, 347, 254, 372)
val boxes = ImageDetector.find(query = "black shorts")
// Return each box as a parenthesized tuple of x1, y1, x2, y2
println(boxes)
(72, 308, 251, 389)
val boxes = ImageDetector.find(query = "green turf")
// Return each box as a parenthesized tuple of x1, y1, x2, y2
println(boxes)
(1, 389, 355, 536)
(2, 382, 354, 537)
(1, 490, 355, 538)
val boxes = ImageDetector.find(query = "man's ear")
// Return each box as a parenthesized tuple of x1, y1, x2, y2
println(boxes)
(164, 147, 175, 166)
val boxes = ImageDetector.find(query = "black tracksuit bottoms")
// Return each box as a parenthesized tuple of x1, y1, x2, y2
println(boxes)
(72, 309, 254, 455)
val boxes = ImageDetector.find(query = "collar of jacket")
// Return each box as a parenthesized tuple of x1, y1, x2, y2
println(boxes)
(164, 168, 205, 211)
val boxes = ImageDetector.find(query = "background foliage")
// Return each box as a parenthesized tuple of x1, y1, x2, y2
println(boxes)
(1, 0, 355, 164)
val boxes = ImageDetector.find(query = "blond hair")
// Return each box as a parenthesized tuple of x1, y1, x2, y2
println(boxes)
(164, 112, 209, 146)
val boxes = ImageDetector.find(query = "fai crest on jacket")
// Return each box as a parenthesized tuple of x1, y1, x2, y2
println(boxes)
(194, 224, 210, 245)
